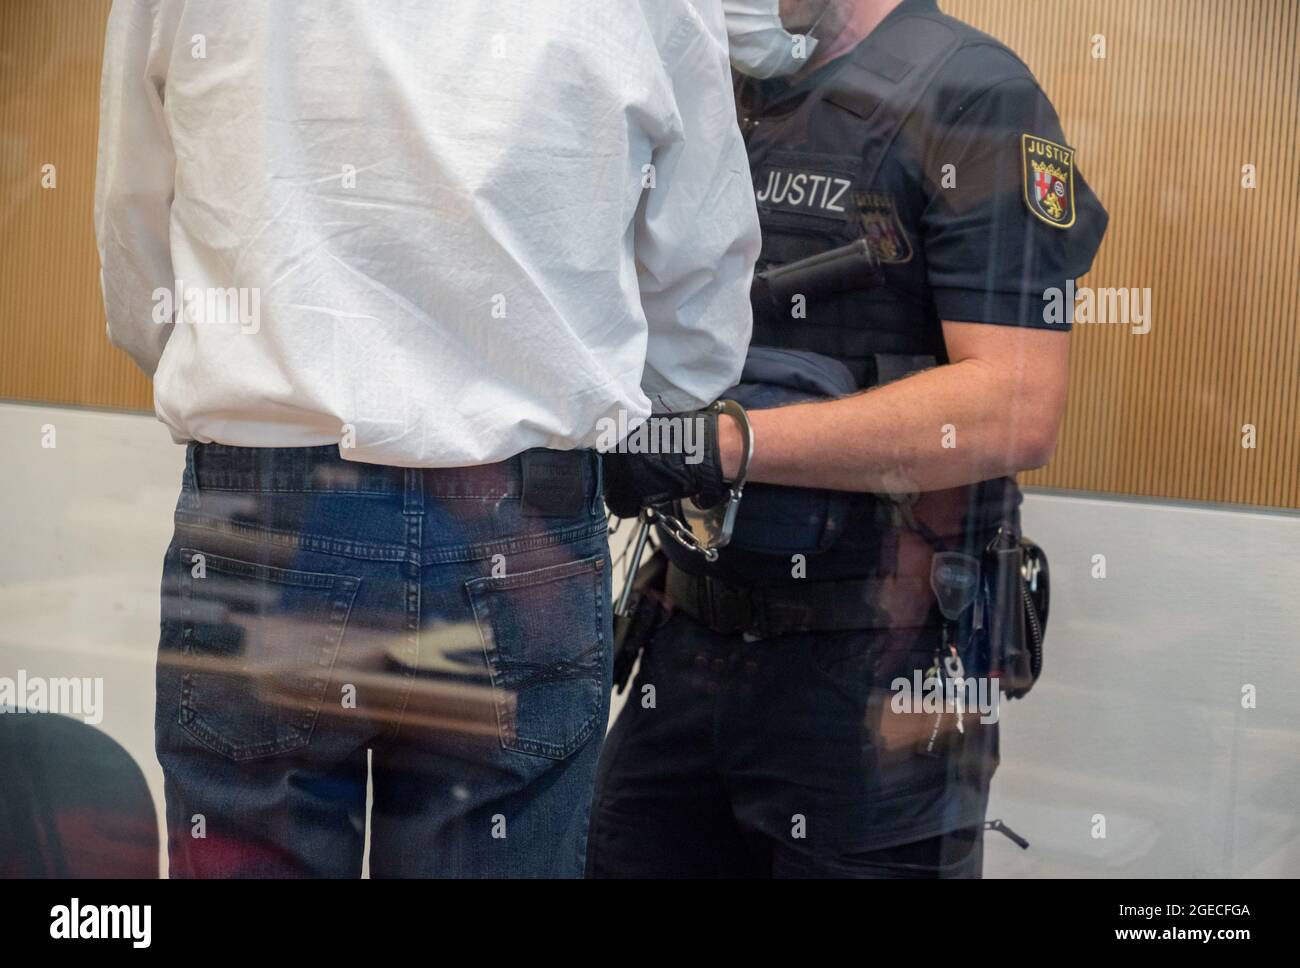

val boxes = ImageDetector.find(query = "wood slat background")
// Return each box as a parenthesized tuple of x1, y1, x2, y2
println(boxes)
(0, 1, 143, 410)
(946, 0, 1299, 508)
(1, 0, 1296, 507)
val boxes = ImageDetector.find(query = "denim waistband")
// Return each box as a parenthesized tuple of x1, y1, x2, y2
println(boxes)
(185, 442, 601, 505)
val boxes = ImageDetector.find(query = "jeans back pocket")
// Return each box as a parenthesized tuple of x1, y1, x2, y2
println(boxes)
(178, 548, 361, 761)
(466, 553, 609, 759)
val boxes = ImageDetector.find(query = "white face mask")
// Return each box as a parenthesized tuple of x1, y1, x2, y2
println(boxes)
(723, 0, 823, 79)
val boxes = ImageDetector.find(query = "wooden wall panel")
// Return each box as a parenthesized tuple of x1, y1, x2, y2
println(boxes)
(1, 0, 1296, 506)
(946, 0, 1299, 508)
(0, 0, 146, 410)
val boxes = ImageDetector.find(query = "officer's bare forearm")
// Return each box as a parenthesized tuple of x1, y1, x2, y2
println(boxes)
(720, 357, 1062, 493)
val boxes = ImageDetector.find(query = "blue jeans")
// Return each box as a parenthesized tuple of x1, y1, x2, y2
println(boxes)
(156, 443, 611, 878)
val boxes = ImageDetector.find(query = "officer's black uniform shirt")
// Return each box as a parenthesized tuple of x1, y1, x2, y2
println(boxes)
(708, 0, 1109, 590)
(743, 0, 1106, 346)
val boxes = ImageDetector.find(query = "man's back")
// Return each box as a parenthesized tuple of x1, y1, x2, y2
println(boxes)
(96, 0, 759, 466)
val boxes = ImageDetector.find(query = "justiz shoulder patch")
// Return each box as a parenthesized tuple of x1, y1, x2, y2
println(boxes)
(1021, 134, 1076, 228)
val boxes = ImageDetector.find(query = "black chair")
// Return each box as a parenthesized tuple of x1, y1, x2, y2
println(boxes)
(0, 712, 158, 877)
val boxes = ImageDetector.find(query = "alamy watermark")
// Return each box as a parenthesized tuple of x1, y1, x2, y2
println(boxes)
(152, 278, 261, 334)
(594, 411, 707, 464)
(50, 899, 150, 948)
(890, 670, 1000, 725)
(0, 670, 103, 725)
(1043, 281, 1151, 334)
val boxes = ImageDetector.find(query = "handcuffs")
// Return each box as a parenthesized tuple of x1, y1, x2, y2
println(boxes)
(614, 399, 754, 616)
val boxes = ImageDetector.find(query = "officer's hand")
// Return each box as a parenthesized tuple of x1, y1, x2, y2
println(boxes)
(602, 408, 728, 519)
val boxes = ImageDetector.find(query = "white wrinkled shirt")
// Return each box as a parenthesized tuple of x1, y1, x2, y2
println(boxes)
(95, 0, 758, 467)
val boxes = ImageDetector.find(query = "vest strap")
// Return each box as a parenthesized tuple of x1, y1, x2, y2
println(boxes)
(825, 12, 965, 190)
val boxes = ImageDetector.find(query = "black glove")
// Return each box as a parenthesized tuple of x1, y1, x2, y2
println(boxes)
(601, 408, 728, 518)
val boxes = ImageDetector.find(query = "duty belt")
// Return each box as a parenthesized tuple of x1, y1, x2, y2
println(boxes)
(665, 562, 932, 639)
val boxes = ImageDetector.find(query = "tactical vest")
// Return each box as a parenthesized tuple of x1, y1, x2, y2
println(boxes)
(742, 10, 969, 384)
(662, 9, 1022, 592)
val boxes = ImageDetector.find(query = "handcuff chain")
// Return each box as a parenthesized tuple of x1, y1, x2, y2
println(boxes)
(648, 507, 720, 562)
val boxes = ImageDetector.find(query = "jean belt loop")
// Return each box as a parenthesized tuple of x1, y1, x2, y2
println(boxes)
(403, 466, 424, 516)
(181, 441, 202, 510)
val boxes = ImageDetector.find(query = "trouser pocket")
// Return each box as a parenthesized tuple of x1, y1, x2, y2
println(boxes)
(176, 547, 361, 761)
(466, 553, 608, 759)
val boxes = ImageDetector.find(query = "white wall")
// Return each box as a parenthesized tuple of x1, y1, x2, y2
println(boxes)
(1, 402, 1296, 877)
(0, 403, 179, 877)
(984, 491, 1300, 878)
